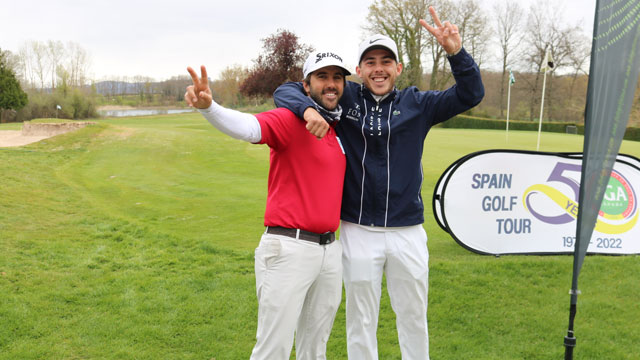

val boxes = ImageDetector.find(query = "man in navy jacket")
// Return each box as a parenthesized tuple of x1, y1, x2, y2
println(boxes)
(273, 7, 484, 360)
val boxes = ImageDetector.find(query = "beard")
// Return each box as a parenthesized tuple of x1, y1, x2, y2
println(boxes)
(309, 89, 338, 111)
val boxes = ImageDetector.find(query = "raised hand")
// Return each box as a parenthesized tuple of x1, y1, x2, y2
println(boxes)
(419, 6, 462, 56)
(185, 65, 213, 109)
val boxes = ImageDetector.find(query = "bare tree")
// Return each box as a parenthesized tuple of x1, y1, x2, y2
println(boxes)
(47, 40, 65, 90)
(566, 32, 591, 102)
(424, 0, 489, 90)
(143, 77, 155, 102)
(452, 0, 489, 67)
(16, 46, 34, 89)
(212, 65, 248, 107)
(121, 76, 130, 95)
(493, 0, 524, 117)
(15, 40, 91, 91)
(424, 0, 455, 90)
(29, 40, 50, 90)
(521, 1, 582, 120)
(160, 75, 192, 102)
(363, 0, 488, 90)
(66, 42, 90, 87)
(133, 75, 146, 100)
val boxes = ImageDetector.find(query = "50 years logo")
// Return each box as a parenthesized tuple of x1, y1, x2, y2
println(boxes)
(523, 162, 638, 234)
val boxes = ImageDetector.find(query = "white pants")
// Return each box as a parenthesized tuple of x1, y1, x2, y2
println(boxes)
(341, 221, 429, 360)
(250, 232, 343, 360)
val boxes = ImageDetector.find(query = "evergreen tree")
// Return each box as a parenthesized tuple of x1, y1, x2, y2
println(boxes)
(0, 49, 28, 122)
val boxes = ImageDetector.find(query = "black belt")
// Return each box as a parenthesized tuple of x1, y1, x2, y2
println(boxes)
(265, 226, 335, 245)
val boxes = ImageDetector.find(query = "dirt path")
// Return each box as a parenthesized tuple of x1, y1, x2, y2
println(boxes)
(0, 130, 51, 147)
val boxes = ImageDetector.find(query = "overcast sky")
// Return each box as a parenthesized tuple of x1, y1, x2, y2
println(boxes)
(0, 0, 596, 82)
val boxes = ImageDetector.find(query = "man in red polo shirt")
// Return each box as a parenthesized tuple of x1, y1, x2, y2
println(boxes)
(185, 51, 349, 360)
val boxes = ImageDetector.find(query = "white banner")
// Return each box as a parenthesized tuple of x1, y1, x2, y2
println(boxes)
(433, 150, 640, 255)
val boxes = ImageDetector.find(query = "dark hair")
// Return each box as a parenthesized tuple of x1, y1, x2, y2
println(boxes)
(304, 70, 348, 87)
(303, 74, 312, 86)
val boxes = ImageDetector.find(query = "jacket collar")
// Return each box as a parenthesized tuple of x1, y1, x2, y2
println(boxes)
(359, 83, 397, 104)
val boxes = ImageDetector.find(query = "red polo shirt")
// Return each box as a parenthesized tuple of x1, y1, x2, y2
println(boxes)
(256, 108, 346, 234)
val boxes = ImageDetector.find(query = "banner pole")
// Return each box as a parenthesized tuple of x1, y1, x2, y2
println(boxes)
(506, 79, 511, 142)
(536, 67, 547, 151)
(564, 293, 578, 359)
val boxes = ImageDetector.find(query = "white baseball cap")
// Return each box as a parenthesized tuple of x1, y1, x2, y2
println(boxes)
(303, 51, 351, 79)
(358, 34, 399, 64)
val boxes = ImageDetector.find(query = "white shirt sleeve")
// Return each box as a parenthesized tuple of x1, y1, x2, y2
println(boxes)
(198, 101, 262, 143)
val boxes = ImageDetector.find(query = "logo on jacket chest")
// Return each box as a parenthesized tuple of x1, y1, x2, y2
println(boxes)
(346, 104, 360, 121)
(367, 106, 386, 137)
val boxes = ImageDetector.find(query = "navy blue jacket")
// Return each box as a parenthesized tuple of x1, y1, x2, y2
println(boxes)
(274, 48, 484, 227)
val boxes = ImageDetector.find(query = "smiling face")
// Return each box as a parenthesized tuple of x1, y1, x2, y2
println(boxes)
(303, 65, 345, 110)
(356, 48, 403, 96)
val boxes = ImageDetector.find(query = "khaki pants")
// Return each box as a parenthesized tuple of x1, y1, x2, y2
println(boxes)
(341, 221, 429, 360)
(250, 233, 343, 360)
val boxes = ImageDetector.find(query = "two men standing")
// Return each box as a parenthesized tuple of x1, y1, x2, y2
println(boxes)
(274, 6, 483, 360)
(188, 6, 483, 360)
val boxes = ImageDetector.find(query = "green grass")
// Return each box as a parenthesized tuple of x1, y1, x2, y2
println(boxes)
(1, 114, 639, 359)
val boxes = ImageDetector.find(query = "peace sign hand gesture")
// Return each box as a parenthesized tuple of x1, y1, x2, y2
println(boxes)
(185, 65, 213, 109)
(419, 6, 462, 56)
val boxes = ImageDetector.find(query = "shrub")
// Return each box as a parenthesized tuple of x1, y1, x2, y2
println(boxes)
(14, 87, 98, 121)
(437, 115, 640, 142)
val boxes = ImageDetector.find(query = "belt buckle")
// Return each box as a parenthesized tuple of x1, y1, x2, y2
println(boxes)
(319, 232, 332, 245)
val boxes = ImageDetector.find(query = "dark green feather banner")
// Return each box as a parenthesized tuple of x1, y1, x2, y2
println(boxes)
(573, 0, 640, 290)
(565, 1, 640, 358)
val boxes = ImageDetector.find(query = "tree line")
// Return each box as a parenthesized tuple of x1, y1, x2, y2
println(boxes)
(0, 41, 194, 122)
(364, 0, 597, 123)
(0, 40, 97, 122)
(209, 0, 621, 125)
(1, 0, 639, 126)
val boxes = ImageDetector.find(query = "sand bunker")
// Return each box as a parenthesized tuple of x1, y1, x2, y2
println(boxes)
(0, 122, 94, 147)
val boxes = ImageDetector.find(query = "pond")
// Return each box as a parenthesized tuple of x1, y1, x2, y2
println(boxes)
(98, 108, 195, 117)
